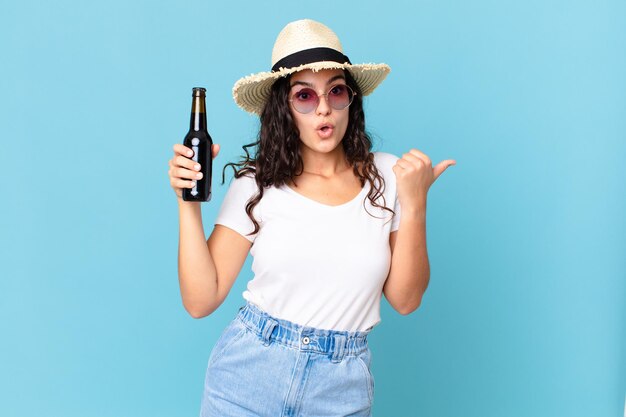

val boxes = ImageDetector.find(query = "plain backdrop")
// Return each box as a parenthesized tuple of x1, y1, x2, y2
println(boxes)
(1, 1, 625, 416)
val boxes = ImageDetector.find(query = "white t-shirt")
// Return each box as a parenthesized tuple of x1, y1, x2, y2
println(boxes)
(214, 151, 402, 332)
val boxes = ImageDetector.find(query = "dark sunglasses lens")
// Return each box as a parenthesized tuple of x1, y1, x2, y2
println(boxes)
(328, 84, 353, 110)
(292, 88, 318, 113)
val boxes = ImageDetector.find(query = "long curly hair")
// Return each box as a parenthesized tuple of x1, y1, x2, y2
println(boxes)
(221, 69, 394, 238)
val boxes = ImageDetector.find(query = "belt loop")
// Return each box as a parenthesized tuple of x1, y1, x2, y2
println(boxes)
(261, 318, 278, 346)
(331, 334, 347, 363)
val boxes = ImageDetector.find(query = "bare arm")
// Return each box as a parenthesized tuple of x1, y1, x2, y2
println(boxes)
(176, 200, 216, 317)
(170, 143, 251, 318)
(177, 201, 251, 318)
(383, 149, 454, 315)
(383, 205, 430, 315)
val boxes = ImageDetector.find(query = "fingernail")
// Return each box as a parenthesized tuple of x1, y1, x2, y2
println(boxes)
(194, 164, 200, 171)
(196, 172, 203, 179)
(187, 150, 193, 156)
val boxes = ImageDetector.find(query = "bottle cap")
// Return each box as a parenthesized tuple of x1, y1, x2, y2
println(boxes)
(192, 87, 206, 97)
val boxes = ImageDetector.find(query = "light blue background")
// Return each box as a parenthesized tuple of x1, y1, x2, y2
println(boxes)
(1, 1, 624, 416)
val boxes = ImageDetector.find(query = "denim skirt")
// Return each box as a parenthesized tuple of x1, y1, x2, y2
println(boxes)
(199, 301, 375, 417)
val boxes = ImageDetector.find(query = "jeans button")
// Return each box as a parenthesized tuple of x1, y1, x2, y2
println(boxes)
(302, 336, 310, 345)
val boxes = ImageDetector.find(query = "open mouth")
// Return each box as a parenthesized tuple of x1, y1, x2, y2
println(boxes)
(316, 124, 334, 139)
(317, 122, 334, 131)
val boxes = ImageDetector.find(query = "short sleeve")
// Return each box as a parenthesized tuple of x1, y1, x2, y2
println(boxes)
(214, 174, 260, 242)
(375, 151, 402, 233)
(390, 191, 401, 233)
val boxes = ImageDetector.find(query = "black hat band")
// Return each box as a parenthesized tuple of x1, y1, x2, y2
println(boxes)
(271, 47, 352, 72)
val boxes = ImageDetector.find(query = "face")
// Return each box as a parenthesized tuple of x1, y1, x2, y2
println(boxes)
(288, 68, 351, 157)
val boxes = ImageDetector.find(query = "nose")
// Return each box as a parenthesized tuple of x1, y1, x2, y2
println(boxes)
(315, 93, 331, 116)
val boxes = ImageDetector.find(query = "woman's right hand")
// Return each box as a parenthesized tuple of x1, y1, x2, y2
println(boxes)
(168, 143, 220, 200)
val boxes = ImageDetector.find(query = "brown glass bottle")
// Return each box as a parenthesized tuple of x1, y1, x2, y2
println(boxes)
(182, 87, 213, 202)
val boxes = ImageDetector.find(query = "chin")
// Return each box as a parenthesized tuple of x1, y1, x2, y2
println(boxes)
(307, 139, 342, 153)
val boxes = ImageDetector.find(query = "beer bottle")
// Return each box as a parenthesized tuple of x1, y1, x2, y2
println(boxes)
(183, 87, 213, 202)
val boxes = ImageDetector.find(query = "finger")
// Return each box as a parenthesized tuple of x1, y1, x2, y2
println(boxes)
(212, 143, 220, 159)
(402, 152, 428, 168)
(173, 143, 194, 158)
(396, 158, 412, 170)
(173, 178, 197, 189)
(408, 149, 431, 166)
(176, 166, 204, 180)
(433, 160, 457, 181)
(176, 155, 201, 171)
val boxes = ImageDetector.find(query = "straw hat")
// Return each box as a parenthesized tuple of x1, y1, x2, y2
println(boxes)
(232, 19, 391, 115)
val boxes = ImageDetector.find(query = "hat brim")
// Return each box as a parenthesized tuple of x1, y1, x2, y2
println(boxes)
(232, 61, 391, 115)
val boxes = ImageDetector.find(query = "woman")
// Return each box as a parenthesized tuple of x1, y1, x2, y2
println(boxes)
(168, 19, 455, 417)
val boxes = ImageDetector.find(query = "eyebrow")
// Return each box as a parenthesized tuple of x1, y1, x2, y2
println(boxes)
(290, 74, 346, 88)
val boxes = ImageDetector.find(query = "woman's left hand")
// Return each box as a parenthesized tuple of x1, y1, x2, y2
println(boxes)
(392, 149, 456, 212)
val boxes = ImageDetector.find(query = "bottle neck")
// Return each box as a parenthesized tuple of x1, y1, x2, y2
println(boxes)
(190, 96, 207, 131)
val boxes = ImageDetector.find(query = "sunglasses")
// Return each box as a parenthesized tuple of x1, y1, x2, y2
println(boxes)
(289, 84, 356, 114)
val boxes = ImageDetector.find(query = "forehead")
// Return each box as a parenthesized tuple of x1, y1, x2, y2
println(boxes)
(289, 68, 345, 87)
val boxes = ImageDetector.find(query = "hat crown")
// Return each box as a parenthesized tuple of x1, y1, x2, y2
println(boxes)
(271, 19, 344, 67)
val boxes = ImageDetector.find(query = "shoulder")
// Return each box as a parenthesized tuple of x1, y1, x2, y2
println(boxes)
(232, 170, 257, 183)
(372, 151, 400, 173)
(226, 170, 259, 195)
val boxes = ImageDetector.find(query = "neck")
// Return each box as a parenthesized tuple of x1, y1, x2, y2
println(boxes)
(299, 147, 350, 178)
